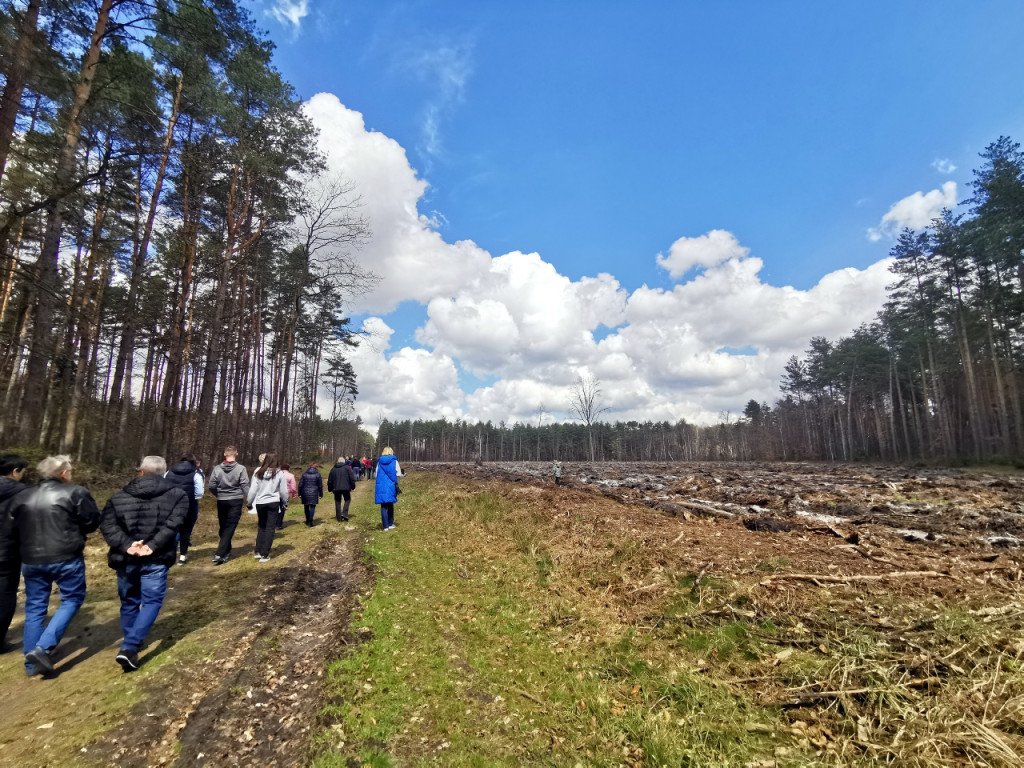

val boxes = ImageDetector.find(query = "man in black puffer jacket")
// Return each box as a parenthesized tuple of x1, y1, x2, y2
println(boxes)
(13, 455, 100, 676)
(100, 455, 187, 672)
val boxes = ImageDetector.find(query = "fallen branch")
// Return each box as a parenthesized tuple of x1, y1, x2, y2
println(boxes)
(512, 688, 547, 707)
(679, 500, 736, 519)
(785, 677, 942, 704)
(765, 570, 948, 584)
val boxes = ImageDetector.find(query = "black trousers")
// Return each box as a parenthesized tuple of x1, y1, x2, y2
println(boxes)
(254, 503, 279, 557)
(334, 490, 351, 521)
(178, 498, 200, 555)
(0, 559, 20, 644)
(215, 498, 244, 558)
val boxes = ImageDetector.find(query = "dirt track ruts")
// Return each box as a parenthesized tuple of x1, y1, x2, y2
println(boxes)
(87, 530, 369, 768)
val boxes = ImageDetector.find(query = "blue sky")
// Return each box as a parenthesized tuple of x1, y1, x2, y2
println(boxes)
(250, 1, 1024, 428)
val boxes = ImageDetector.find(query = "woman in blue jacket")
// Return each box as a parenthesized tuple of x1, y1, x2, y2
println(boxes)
(373, 447, 402, 530)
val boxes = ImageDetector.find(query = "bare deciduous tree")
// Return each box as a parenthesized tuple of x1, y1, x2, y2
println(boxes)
(568, 373, 608, 462)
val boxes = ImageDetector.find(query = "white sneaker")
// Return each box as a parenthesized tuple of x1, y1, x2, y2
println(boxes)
(257, 556, 270, 563)
(178, 554, 187, 564)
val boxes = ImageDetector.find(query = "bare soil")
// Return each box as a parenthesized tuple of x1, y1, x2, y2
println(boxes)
(86, 530, 370, 768)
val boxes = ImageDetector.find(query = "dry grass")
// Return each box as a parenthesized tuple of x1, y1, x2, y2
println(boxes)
(419, 468, 1024, 766)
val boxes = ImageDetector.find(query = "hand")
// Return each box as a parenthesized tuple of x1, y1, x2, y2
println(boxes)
(126, 539, 146, 556)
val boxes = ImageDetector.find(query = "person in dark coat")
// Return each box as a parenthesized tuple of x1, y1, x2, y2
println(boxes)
(326, 458, 356, 522)
(163, 454, 203, 564)
(374, 447, 402, 531)
(13, 455, 100, 676)
(297, 463, 323, 526)
(0, 454, 28, 652)
(100, 456, 187, 672)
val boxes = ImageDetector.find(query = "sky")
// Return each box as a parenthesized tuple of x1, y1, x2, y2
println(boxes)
(248, 0, 1024, 430)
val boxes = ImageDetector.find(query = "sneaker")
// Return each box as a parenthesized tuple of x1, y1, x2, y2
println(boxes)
(178, 554, 187, 564)
(116, 650, 139, 672)
(25, 646, 53, 675)
(257, 556, 270, 563)
(213, 555, 228, 565)
(253, 553, 260, 559)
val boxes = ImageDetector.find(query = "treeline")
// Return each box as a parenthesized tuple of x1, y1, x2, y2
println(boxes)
(0, 1, 371, 466)
(384, 141, 1023, 466)
(377, 417, 765, 463)
(778, 138, 1024, 463)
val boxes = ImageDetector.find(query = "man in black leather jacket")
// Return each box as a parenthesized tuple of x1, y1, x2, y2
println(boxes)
(101, 455, 187, 672)
(13, 455, 99, 676)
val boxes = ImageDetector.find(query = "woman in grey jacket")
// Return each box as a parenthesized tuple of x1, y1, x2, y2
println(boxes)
(246, 453, 289, 562)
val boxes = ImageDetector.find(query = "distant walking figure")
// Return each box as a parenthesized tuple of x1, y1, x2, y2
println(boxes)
(327, 457, 356, 522)
(100, 455, 187, 672)
(553, 461, 563, 486)
(374, 447, 402, 531)
(298, 463, 323, 526)
(246, 453, 289, 562)
(207, 447, 249, 564)
(279, 463, 297, 529)
(163, 454, 203, 564)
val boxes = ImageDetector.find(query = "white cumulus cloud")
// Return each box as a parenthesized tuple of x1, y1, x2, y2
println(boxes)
(867, 181, 956, 241)
(305, 95, 895, 428)
(656, 229, 750, 279)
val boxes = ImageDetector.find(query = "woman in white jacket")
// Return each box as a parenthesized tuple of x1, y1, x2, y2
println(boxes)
(246, 453, 289, 562)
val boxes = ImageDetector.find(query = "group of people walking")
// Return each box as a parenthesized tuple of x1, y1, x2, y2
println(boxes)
(0, 444, 404, 679)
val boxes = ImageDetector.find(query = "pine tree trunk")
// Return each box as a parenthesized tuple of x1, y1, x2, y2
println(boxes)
(18, 0, 115, 443)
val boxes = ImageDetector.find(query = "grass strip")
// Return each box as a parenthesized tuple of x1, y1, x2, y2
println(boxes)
(313, 473, 787, 767)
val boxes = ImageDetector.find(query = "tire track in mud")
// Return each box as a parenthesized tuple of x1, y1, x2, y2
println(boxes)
(88, 532, 371, 767)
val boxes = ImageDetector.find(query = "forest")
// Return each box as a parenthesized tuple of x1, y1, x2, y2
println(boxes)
(0, 0, 374, 466)
(379, 139, 1024, 465)
(0, 2, 1022, 468)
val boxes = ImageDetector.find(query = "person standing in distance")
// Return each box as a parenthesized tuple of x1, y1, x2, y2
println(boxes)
(374, 447, 402, 531)
(0, 454, 28, 652)
(100, 456, 187, 671)
(327, 456, 355, 522)
(13, 455, 100, 676)
(207, 446, 249, 564)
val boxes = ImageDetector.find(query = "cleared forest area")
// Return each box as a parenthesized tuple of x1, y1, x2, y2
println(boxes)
(331, 463, 1021, 766)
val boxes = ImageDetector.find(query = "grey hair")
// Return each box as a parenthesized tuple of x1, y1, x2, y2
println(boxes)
(138, 455, 167, 475)
(37, 454, 72, 480)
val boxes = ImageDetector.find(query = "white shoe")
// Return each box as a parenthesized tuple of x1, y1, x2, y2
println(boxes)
(178, 554, 187, 564)
(257, 556, 270, 563)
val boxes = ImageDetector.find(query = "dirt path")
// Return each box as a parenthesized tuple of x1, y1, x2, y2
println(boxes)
(0, 484, 374, 768)
(89, 530, 369, 767)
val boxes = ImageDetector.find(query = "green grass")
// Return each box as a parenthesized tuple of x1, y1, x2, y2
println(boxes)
(313, 474, 789, 767)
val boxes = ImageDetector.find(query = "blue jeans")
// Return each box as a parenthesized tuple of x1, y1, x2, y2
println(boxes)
(380, 503, 395, 529)
(116, 562, 169, 653)
(22, 558, 87, 671)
